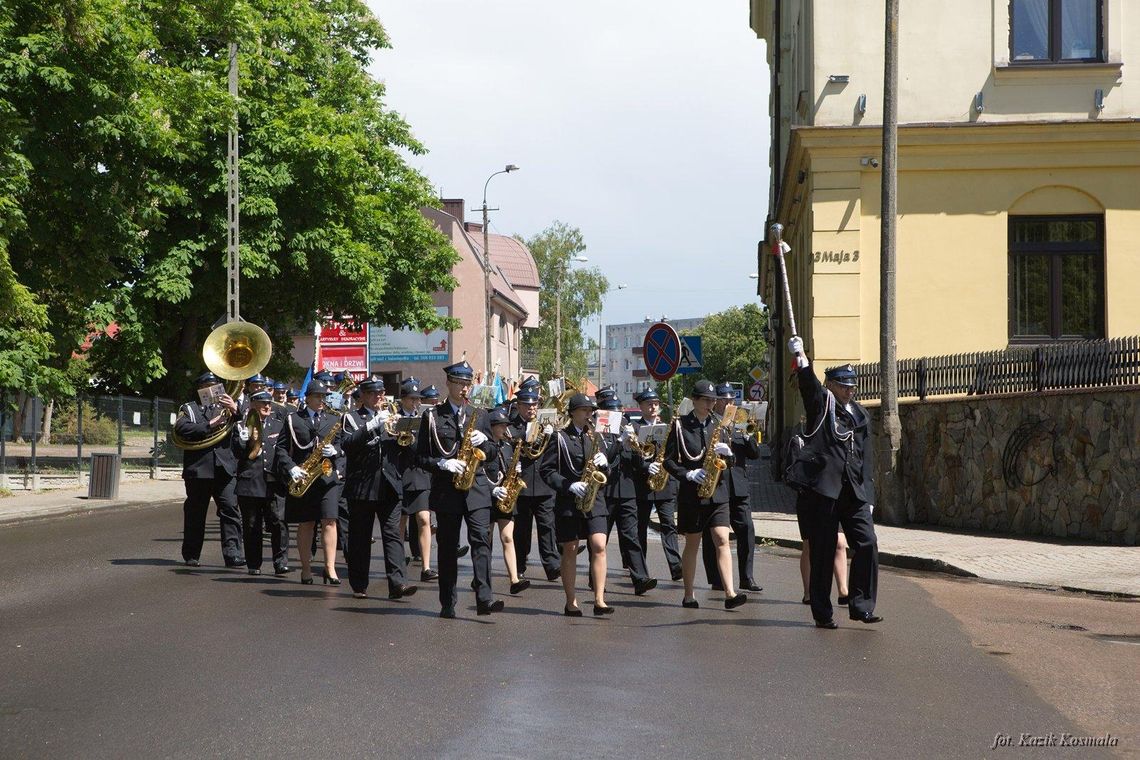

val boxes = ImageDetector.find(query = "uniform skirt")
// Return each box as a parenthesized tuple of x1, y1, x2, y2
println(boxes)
(403, 489, 431, 515)
(284, 482, 341, 523)
(676, 499, 730, 535)
(555, 513, 608, 543)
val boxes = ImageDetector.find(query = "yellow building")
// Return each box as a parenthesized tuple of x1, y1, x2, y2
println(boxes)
(750, 0, 1140, 435)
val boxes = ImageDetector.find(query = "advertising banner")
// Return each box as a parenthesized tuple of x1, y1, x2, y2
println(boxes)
(368, 306, 450, 363)
(320, 344, 369, 380)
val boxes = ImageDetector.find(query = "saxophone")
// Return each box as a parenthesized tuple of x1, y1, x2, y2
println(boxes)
(495, 432, 526, 514)
(288, 410, 345, 498)
(646, 423, 671, 493)
(575, 427, 608, 514)
(696, 405, 734, 499)
(452, 408, 486, 491)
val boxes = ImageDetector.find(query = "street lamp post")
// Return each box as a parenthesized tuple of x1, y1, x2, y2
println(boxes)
(555, 255, 589, 376)
(480, 164, 519, 380)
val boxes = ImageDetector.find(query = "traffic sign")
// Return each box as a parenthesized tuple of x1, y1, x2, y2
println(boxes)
(749, 381, 765, 401)
(677, 336, 702, 375)
(642, 322, 681, 382)
(749, 365, 765, 382)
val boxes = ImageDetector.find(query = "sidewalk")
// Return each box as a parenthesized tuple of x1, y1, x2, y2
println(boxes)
(0, 478, 184, 525)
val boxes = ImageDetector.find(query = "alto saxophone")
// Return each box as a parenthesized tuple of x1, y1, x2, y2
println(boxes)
(495, 432, 526, 514)
(576, 427, 608, 514)
(696, 406, 734, 499)
(452, 409, 485, 491)
(646, 425, 671, 493)
(288, 410, 345, 498)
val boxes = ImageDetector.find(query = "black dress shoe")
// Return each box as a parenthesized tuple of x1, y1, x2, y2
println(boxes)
(743, 580, 763, 592)
(457, 545, 470, 558)
(389, 584, 418, 599)
(352, 591, 367, 599)
(300, 575, 314, 585)
(509, 579, 531, 595)
(274, 565, 291, 576)
(184, 558, 200, 567)
(225, 559, 246, 569)
(440, 606, 456, 619)
(815, 618, 839, 629)
(682, 598, 700, 609)
(633, 578, 658, 596)
(670, 568, 684, 582)
(322, 570, 340, 586)
(851, 613, 884, 624)
(247, 568, 261, 576)
(592, 604, 614, 616)
(420, 569, 439, 582)
(545, 568, 562, 582)
(563, 604, 583, 617)
(837, 595, 850, 605)
(725, 593, 748, 610)
(477, 600, 505, 615)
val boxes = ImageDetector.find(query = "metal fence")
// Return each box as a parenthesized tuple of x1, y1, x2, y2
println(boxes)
(839, 336, 1140, 401)
(0, 393, 185, 490)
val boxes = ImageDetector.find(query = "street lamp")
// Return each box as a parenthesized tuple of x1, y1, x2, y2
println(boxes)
(481, 164, 519, 380)
(555, 255, 589, 376)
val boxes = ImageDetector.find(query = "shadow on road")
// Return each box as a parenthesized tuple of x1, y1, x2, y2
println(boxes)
(110, 558, 183, 566)
(332, 605, 445, 620)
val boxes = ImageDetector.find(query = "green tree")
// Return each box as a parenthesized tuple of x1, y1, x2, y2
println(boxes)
(519, 221, 608, 382)
(1, 0, 456, 399)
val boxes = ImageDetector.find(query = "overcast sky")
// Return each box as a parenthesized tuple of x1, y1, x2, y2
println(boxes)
(367, 0, 771, 338)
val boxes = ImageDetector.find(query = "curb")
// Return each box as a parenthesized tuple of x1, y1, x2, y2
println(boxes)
(0, 495, 180, 527)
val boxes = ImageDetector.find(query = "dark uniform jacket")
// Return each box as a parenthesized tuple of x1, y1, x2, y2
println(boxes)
(631, 418, 677, 501)
(341, 406, 401, 502)
(663, 411, 731, 506)
(274, 408, 344, 489)
(231, 415, 284, 499)
(396, 405, 430, 495)
(539, 424, 612, 518)
(507, 414, 554, 498)
(600, 430, 637, 501)
(415, 401, 496, 515)
(175, 400, 237, 480)
(787, 362, 875, 503)
(476, 436, 511, 513)
(723, 427, 761, 502)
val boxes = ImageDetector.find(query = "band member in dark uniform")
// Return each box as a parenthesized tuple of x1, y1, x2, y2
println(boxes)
(231, 390, 290, 575)
(271, 380, 288, 405)
(507, 379, 562, 581)
(486, 407, 530, 595)
(395, 378, 433, 578)
(702, 382, 762, 592)
(787, 338, 881, 629)
(663, 379, 747, 610)
(341, 378, 417, 600)
(175, 371, 244, 568)
(631, 388, 683, 582)
(276, 381, 344, 585)
(597, 390, 656, 596)
(415, 361, 502, 618)
(539, 393, 614, 617)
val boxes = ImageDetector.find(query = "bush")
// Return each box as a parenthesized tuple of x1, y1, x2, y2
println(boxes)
(55, 411, 119, 446)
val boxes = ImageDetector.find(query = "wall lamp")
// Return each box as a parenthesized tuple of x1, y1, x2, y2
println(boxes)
(974, 92, 984, 113)
(828, 74, 850, 84)
(1094, 89, 1105, 111)
(856, 94, 867, 115)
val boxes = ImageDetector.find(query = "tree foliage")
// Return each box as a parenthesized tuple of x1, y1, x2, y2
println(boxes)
(0, 0, 456, 399)
(518, 221, 608, 382)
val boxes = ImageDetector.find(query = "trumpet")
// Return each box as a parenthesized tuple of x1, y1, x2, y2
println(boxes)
(383, 401, 416, 446)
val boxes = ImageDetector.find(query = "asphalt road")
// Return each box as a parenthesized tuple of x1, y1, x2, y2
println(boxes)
(0, 503, 1114, 759)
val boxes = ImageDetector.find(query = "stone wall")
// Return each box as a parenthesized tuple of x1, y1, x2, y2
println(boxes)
(871, 389, 1139, 545)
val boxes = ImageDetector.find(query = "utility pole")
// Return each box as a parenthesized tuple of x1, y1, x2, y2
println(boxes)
(482, 200, 493, 380)
(879, 0, 903, 524)
(226, 42, 240, 323)
(555, 276, 562, 376)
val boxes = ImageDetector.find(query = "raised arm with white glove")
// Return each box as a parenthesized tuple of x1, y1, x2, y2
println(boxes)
(686, 468, 708, 484)
(568, 481, 589, 497)
(787, 336, 809, 369)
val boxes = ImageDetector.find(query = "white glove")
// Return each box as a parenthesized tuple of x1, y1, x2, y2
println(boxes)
(542, 424, 554, 436)
(867, 503, 875, 516)
(492, 486, 508, 501)
(714, 442, 733, 456)
(569, 481, 589, 497)
(378, 409, 392, 421)
(321, 444, 337, 458)
(237, 424, 250, 443)
(592, 452, 608, 468)
(366, 413, 384, 431)
(469, 430, 488, 446)
(440, 459, 466, 475)
(788, 336, 804, 355)
(515, 462, 522, 474)
(289, 466, 306, 482)
(648, 462, 662, 476)
(686, 468, 708, 484)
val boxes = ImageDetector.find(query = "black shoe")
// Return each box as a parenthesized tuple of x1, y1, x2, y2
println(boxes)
(725, 593, 748, 610)
(851, 613, 884, 624)
(509, 579, 531, 595)
(545, 568, 562, 582)
(300, 575, 314, 585)
(710, 582, 724, 591)
(352, 591, 367, 599)
(247, 568, 261, 576)
(274, 565, 290, 576)
(225, 559, 245, 569)
(440, 606, 456, 619)
(322, 570, 340, 586)
(633, 578, 658, 596)
(477, 600, 505, 615)
(404, 556, 411, 566)
(801, 595, 811, 605)
(743, 580, 763, 592)
(470, 579, 477, 591)
(184, 558, 200, 568)
(457, 545, 470, 558)
(837, 595, 850, 605)
(682, 598, 700, 609)
(593, 604, 614, 616)
(563, 604, 583, 617)
(388, 584, 417, 599)
(670, 568, 683, 582)
(815, 618, 839, 629)
(420, 569, 439, 582)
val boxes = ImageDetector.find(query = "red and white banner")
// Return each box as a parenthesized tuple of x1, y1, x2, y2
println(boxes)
(321, 321, 368, 345)
(320, 344, 369, 381)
